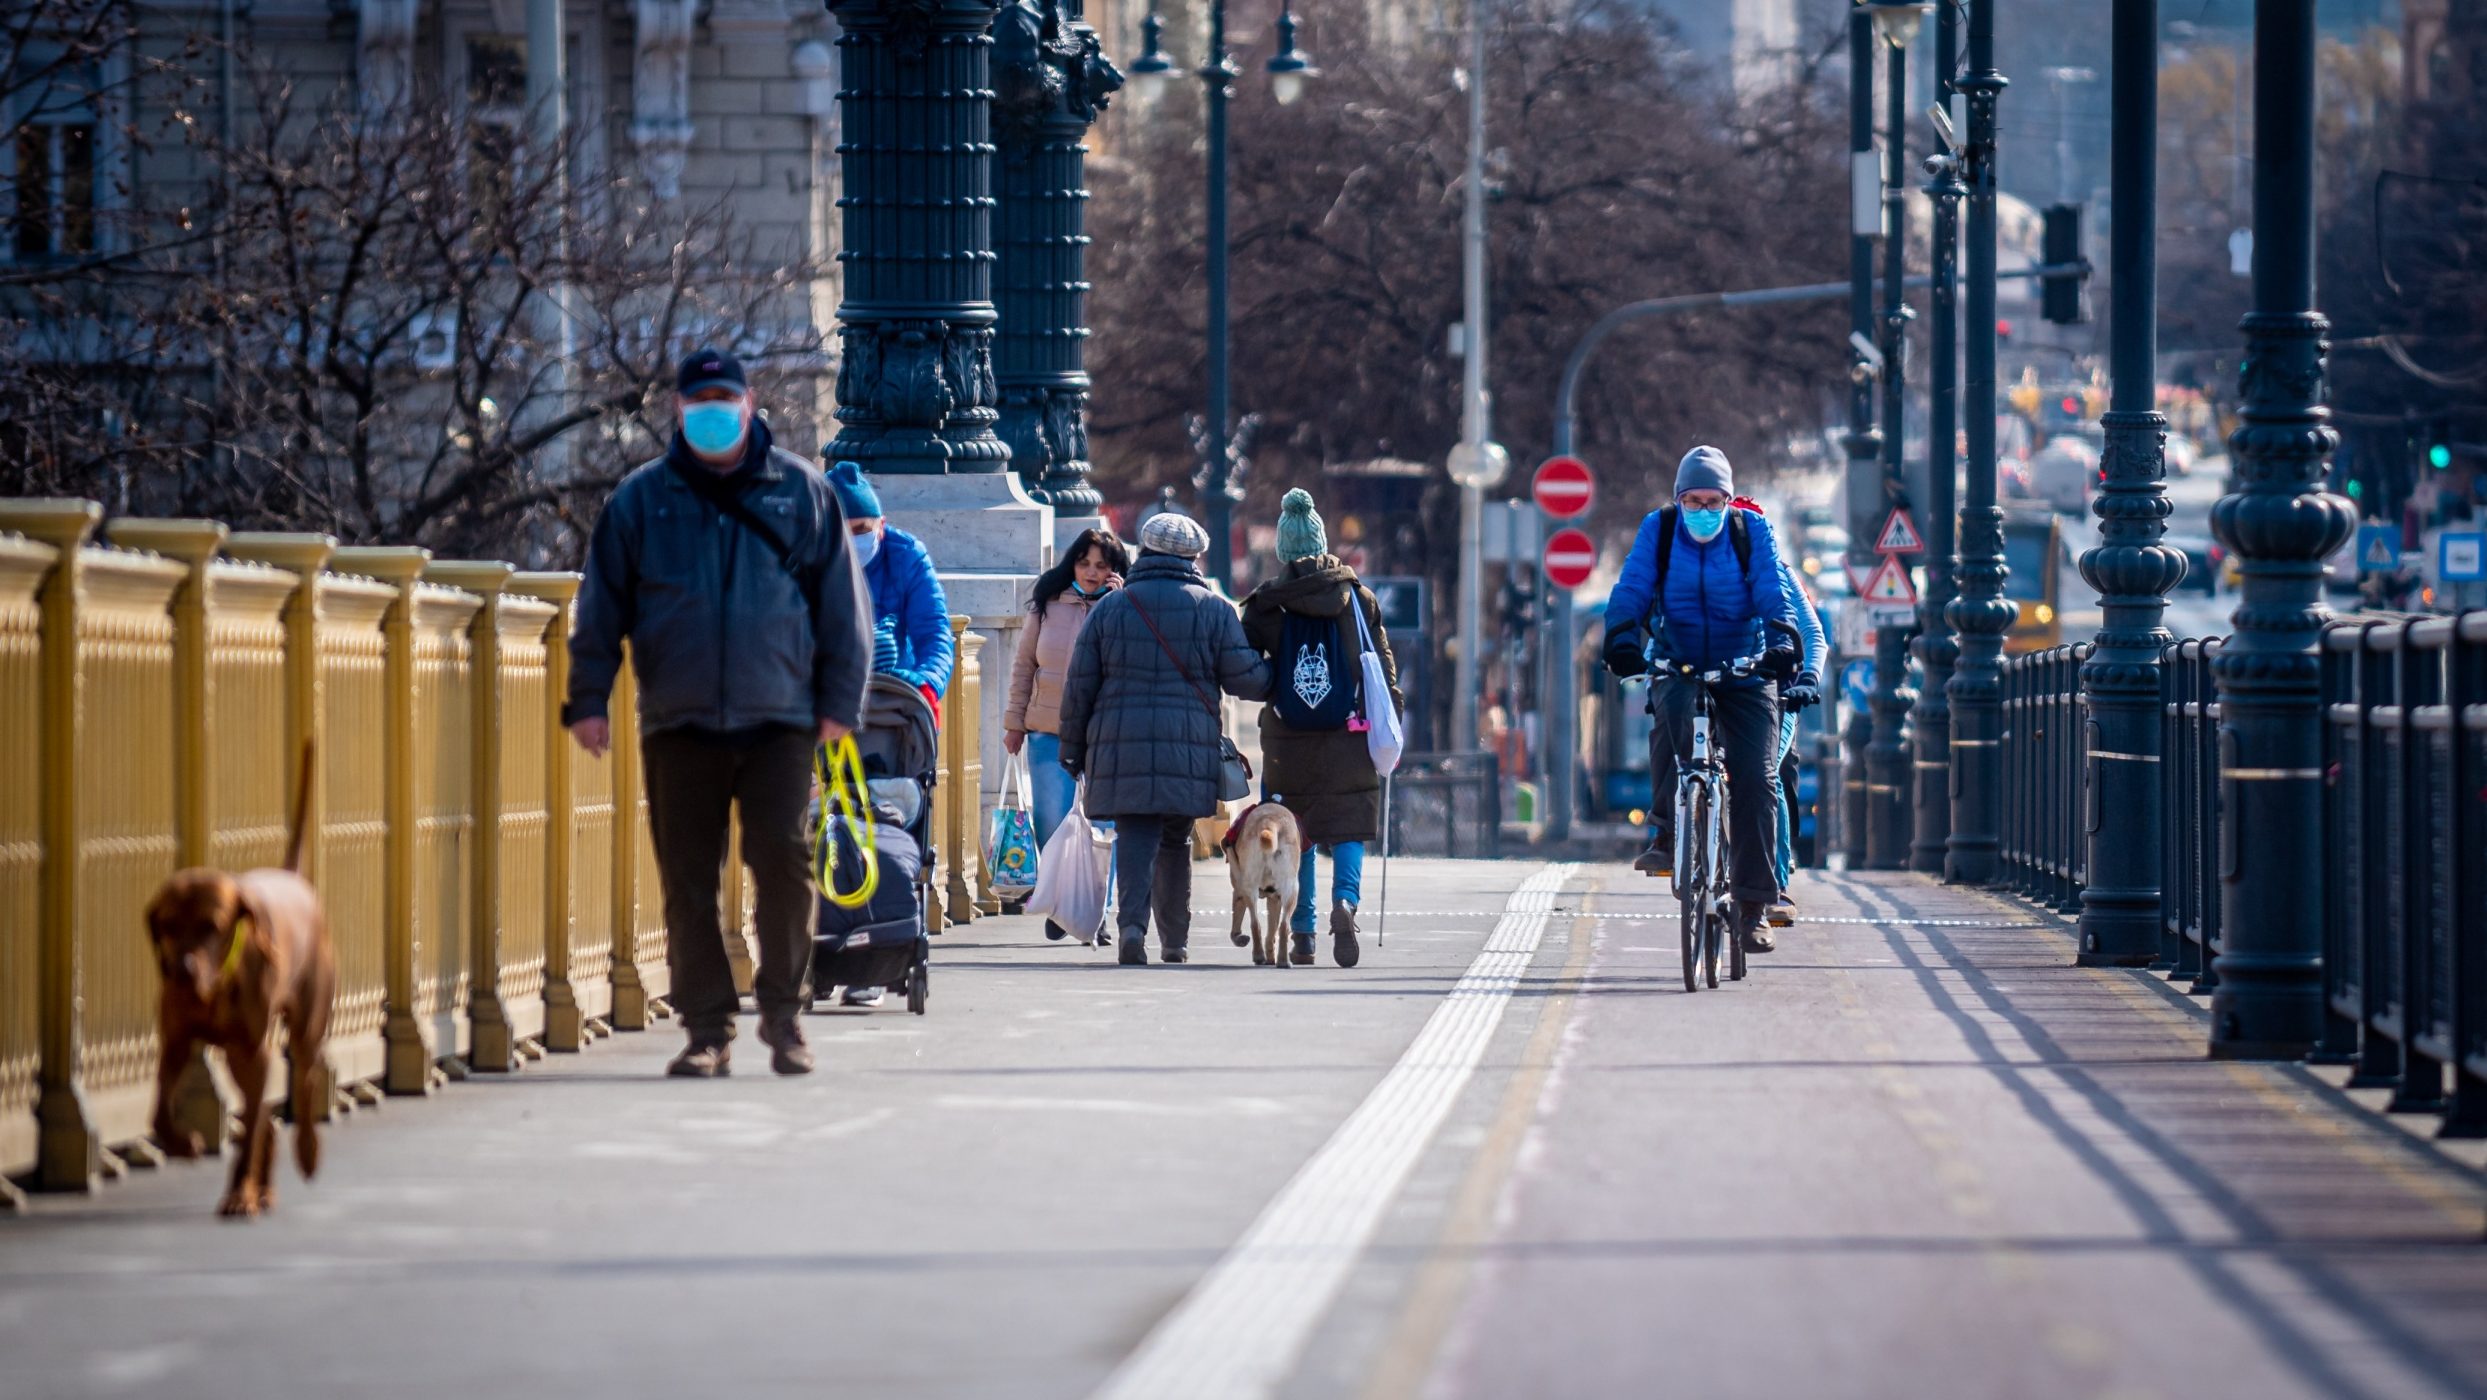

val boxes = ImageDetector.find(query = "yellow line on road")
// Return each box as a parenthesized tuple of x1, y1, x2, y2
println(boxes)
(1356, 875, 1605, 1400)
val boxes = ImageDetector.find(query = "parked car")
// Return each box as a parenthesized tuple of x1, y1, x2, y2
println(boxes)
(2164, 534, 2219, 596)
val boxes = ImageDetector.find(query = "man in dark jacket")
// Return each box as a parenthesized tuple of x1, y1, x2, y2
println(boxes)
(566, 347, 873, 1077)
(1242, 489, 1399, 968)
(1057, 511, 1270, 965)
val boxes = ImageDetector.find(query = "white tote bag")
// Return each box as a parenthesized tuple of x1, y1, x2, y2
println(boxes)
(1024, 781, 1113, 943)
(1351, 595, 1405, 777)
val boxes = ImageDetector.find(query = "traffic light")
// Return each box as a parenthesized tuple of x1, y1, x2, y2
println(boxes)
(2041, 203, 2088, 325)
(2428, 420, 2454, 469)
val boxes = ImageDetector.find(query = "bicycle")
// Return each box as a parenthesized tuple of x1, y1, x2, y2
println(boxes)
(1660, 620, 1800, 993)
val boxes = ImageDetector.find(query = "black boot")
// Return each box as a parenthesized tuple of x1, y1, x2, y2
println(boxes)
(1633, 826, 1675, 877)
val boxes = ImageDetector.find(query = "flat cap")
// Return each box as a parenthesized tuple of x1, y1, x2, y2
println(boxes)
(1138, 511, 1210, 560)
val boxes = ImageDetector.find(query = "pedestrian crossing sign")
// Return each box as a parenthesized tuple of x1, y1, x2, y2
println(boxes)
(2358, 524, 2402, 573)
(1874, 508, 1925, 555)
(1860, 554, 1918, 605)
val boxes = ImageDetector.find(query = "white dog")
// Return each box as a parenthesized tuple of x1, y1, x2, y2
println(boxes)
(1226, 803, 1304, 967)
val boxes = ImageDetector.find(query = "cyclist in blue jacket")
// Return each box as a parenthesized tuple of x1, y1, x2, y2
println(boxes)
(1601, 446, 1814, 951)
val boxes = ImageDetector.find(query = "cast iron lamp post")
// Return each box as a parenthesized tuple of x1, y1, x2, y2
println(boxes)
(992, 0, 1123, 512)
(1946, 0, 2013, 883)
(1909, 0, 1962, 874)
(1864, 1, 1927, 870)
(1839, 2, 1882, 866)
(2073, 0, 2185, 964)
(2208, 0, 2356, 1056)
(828, 0, 1012, 475)
(1130, 0, 1317, 585)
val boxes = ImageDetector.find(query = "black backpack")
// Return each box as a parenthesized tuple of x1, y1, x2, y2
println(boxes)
(1271, 610, 1359, 730)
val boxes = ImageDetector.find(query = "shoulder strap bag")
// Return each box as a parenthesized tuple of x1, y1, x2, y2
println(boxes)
(1125, 591, 1254, 803)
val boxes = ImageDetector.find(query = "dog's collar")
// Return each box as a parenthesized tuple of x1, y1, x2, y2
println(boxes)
(221, 913, 252, 978)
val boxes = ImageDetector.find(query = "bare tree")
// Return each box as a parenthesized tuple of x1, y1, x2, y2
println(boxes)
(0, 45, 829, 564)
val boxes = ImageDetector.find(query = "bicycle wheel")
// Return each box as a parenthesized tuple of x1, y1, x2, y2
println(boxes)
(1678, 782, 1707, 993)
(1700, 787, 1723, 989)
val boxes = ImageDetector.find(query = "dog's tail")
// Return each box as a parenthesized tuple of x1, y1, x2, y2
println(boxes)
(281, 738, 316, 875)
(1257, 826, 1278, 852)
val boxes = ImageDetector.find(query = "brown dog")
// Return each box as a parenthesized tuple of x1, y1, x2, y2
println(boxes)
(144, 744, 335, 1218)
(1225, 801, 1304, 968)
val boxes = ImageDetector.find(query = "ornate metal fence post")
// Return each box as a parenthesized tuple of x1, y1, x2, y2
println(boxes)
(2208, 0, 2356, 1056)
(992, 0, 1119, 509)
(829, 0, 1012, 475)
(1946, 0, 2011, 884)
(2076, 0, 2185, 964)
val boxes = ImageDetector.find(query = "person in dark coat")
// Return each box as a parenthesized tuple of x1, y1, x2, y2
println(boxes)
(1241, 489, 1399, 968)
(567, 347, 873, 1079)
(1056, 512, 1271, 966)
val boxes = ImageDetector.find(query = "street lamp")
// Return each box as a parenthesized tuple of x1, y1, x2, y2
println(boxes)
(1130, 0, 1318, 586)
(1861, 1, 1932, 47)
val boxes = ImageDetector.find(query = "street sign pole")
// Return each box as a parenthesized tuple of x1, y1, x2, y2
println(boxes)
(1534, 455, 1593, 843)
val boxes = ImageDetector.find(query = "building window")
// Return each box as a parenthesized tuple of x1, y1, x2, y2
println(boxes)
(10, 60, 100, 260)
(465, 35, 527, 219)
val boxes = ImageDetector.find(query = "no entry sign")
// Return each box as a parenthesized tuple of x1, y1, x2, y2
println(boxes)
(1533, 456, 1595, 519)
(1543, 527, 1598, 590)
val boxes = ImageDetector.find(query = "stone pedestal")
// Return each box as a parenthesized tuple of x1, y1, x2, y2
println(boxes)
(872, 473, 1053, 814)
(1052, 512, 1113, 553)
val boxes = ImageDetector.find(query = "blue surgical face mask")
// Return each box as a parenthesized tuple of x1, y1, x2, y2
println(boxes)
(1683, 507, 1728, 542)
(851, 527, 882, 568)
(681, 401, 747, 457)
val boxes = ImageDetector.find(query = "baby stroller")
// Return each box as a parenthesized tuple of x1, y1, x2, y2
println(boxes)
(811, 675, 941, 1014)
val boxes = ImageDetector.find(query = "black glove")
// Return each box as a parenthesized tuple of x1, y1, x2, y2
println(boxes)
(1760, 644, 1801, 681)
(1781, 671, 1822, 713)
(1058, 754, 1083, 780)
(1602, 628, 1649, 678)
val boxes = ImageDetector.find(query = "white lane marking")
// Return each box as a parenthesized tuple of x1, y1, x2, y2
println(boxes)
(934, 1094, 1290, 1118)
(1091, 864, 1576, 1400)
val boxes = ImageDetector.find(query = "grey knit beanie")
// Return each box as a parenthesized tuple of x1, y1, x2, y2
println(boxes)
(1674, 445, 1734, 499)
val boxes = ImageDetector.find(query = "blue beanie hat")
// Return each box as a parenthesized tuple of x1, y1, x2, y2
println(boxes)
(1674, 445, 1733, 499)
(827, 460, 882, 520)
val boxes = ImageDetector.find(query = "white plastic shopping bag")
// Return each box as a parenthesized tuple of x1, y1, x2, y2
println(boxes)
(1351, 595, 1405, 777)
(1025, 781, 1112, 943)
(986, 751, 1040, 900)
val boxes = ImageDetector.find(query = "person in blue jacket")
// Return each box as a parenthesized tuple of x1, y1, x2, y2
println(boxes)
(826, 460, 955, 708)
(1768, 557, 1826, 928)
(824, 459, 953, 1005)
(1601, 446, 1815, 951)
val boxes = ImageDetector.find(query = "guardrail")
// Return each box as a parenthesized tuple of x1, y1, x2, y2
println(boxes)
(0, 499, 983, 1200)
(2315, 613, 2487, 1133)
(2000, 644, 2089, 913)
(1385, 751, 1501, 860)
(1992, 616, 2487, 1139)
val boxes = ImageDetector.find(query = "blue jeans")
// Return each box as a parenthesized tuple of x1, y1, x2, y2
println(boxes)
(1024, 732, 1077, 851)
(1293, 842, 1366, 934)
(1772, 712, 1798, 889)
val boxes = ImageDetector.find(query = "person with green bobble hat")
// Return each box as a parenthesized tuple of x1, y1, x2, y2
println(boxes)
(1241, 488, 1402, 967)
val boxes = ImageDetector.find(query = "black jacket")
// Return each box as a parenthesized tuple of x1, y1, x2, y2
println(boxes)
(1242, 555, 1400, 845)
(568, 423, 873, 735)
(1057, 552, 1270, 819)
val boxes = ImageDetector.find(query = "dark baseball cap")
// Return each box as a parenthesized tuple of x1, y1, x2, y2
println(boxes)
(676, 346, 747, 396)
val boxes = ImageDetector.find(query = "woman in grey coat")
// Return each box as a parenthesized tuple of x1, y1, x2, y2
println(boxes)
(1057, 512, 1271, 965)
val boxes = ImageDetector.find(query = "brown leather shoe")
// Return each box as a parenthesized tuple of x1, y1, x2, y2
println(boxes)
(756, 1017, 815, 1076)
(666, 1039, 732, 1078)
